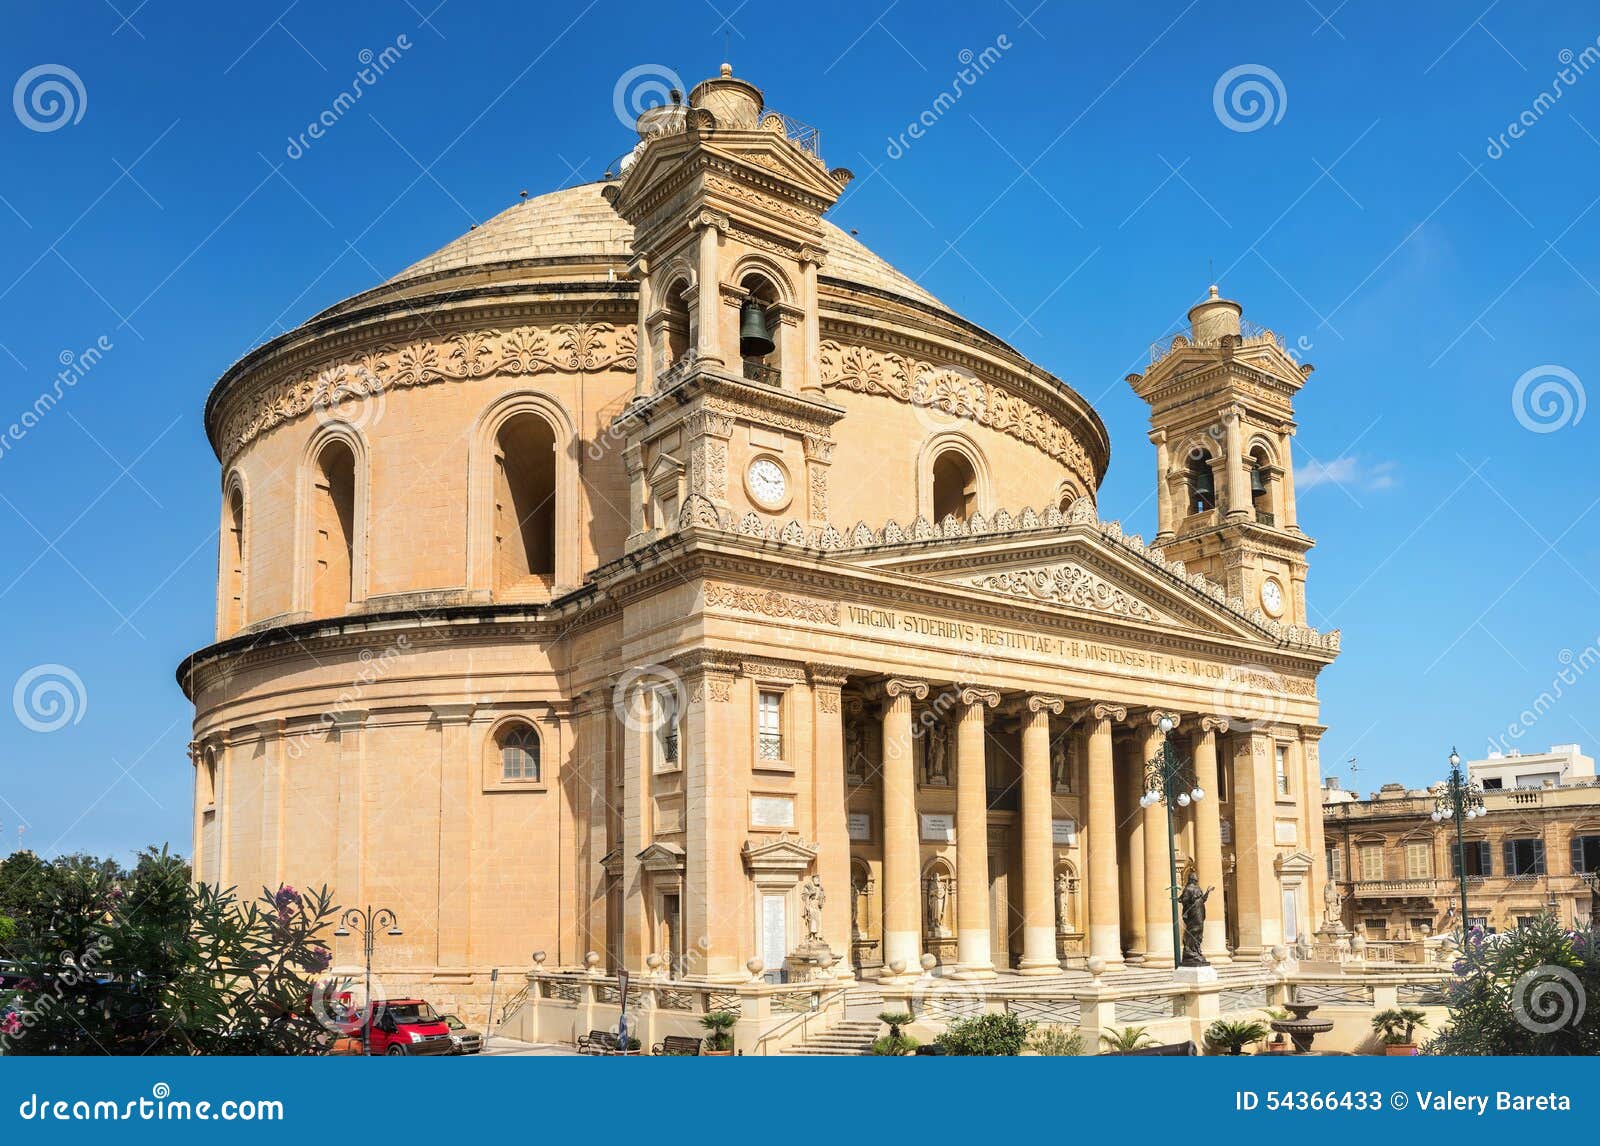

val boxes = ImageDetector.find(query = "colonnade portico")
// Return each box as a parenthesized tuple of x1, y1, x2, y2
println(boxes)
(858, 675, 1249, 981)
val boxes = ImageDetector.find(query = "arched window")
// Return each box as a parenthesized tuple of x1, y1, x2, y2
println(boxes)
(662, 278, 691, 371)
(932, 450, 978, 522)
(223, 483, 246, 634)
(311, 439, 356, 614)
(498, 723, 541, 782)
(494, 412, 557, 588)
(1186, 450, 1216, 514)
(738, 273, 782, 387)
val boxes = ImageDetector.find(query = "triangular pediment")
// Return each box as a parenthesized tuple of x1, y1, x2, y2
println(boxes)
(741, 834, 818, 875)
(846, 525, 1264, 642)
(636, 842, 686, 873)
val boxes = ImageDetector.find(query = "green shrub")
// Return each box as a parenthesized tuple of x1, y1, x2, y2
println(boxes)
(699, 1010, 738, 1051)
(877, 1010, 913, 1038)
(1371, 1008, 1428, 1046)
(1026, 1025, 1084, 1056)
(870, 1032, 919, 1056)
(1424, 914, 1598, 1056)
(1204, 1019, 1269, 1055)
(1098, 1025, 1155, 1053)
(935, 1011, 1035, 1056)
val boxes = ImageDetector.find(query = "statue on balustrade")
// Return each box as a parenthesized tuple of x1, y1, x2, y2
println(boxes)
(1178, 873, 1213, 966)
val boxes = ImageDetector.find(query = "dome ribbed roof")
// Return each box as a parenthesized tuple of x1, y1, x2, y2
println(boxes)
(387, 182, 945, 309)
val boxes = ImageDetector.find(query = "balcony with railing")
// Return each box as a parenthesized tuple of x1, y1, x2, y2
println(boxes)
(1352, 878, 1438, 900)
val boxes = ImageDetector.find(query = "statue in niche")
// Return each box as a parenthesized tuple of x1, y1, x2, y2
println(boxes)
(925, 874, 949, 936)
(1055, 872, 1075, 933)
(844, 714, 867, 781)
(1051, 734, 1072, 791)
(1178, 872, 1213, 966)
(925, 723, 949, 786)
(850, 880, 862, 939)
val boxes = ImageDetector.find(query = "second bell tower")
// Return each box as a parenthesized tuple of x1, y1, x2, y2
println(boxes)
(1128, 287, 1317, 627)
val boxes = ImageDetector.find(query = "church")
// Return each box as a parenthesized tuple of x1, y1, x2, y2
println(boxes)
(178, 65, 1339, 1014)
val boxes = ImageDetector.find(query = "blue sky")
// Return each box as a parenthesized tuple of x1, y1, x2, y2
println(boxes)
(2, 0, 1598, 862)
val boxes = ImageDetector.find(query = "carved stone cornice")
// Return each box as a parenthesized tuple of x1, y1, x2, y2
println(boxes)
(806, 663, 852, 688)
(216, 321, 637, 461)
(703, 582, 841, 626)
(968, 563, 1161, 623)
(818, 339, 1096, 491)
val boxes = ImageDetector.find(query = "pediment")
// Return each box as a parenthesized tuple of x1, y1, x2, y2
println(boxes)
(741, 834, 818, 875)
(850, 527, 1263, 642)
(636, 842, 686, 873)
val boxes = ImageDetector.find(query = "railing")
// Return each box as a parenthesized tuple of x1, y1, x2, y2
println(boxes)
(1352, 878, 1437, 899)
(762, 110, 822, 157)
(751, 985, 848, 1056)
(742, 358, 781, 386)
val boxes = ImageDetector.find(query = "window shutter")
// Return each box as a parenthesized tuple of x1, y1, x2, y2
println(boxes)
(1479, 840, 1492, 875)
(1503, 839, 1516, 874)
(1451, 843, 1462, 876)
(1573, 837, 1586, 874)
(1533, 839, 1546, 874)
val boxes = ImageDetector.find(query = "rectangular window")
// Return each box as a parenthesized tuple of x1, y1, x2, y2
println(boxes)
(1452, 840, 1492, 877)
(1516, 915, 1540, 930)
(1572, 835, 1600, 873)
(757, 690, 784, 763)
(655, 688, 680, 770)
(1410, 917, 1433, 936)
(1503, 837, 1546, 876)
(1359, 844, 1384, 882)
(1481, 777, 1503, 790)
(1327, 847, 1344, 882)
(1274, 745, 1290, 796)
(1364, 918, 1387, 940)
(1404, 842, 1432, 879)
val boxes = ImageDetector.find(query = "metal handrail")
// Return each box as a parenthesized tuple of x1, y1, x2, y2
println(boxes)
(751, 984, 850, 1056)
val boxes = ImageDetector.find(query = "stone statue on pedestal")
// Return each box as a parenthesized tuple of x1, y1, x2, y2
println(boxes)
(1051, 735, 1071, 791)
(1322, 876, 1342, 926)
(1178, 873, 1212, 966)
(801, 874, 825, 944)
(1055, 872, 1073, 933)
(925, 725, 949, 785)
(925, 875, 948, 936)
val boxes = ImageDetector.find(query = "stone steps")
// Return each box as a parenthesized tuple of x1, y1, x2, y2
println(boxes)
(785, 1019, 883, 1056)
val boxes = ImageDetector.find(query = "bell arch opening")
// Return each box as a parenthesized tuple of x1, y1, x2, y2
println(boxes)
(310, 439, 356, 615)
(932, 449, 979, 523)
(493, 412, 558, 589)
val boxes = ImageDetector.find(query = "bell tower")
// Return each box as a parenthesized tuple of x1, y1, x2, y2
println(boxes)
(604, 64, 856, 551)
(1128, 287, 1316, 626)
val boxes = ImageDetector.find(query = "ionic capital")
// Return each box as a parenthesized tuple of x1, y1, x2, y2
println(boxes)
(1026, 693, 1066, 715)
(1142, 709, 1182, 730)
(958, 686, 1001, 709)
(1067, 701, 1127, 726)
(882, 678, 929, 702)
(1198, 715, 1231, 735)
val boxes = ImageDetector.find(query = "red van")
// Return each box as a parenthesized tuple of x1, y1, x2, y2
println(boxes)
(359, 999, 455, 1056)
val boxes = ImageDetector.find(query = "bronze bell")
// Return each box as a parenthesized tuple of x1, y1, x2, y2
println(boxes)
(739, 296, 775, 359)
(1250, 462, 1268, 498)
(1191, 464, 1216, 509)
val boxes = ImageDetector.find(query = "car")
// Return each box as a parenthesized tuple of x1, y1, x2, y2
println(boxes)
(439, 1013, 483, 1055)
(357, 999, 455, 1056)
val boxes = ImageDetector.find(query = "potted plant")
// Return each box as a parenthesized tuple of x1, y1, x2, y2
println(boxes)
(1260, 1008, 1293, 1055)
(699, 1009, 738, 1056)
(872, 1011, 918, 1057)
(1372, 1007, 1428, 1056)
(1098, 1025, 1154, 1054)
(1204, 1019, 1269, 1056)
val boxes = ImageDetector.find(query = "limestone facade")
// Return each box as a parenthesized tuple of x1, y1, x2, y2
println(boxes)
(180, 67, 1339, 1017)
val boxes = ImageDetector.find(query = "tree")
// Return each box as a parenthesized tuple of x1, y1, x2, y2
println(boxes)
(0, 848, 340, 1055)
(1424, 913, 1597, 1056)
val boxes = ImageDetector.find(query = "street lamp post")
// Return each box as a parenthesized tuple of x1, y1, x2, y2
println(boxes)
(334, 905, 403, 1056)
(1142, 714, 1206, 965)
(1430, 747, 1485, 951)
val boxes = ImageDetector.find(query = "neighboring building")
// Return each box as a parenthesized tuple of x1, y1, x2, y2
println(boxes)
(1323, 750, 1600, 939)
(178, 66, 1342, 1017)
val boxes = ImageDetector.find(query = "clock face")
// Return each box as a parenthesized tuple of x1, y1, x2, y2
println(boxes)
(1260, 577, 1285, 617)
(747, 458, 788, 508)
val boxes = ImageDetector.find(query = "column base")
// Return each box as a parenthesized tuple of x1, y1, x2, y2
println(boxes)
(952, 965, 997, 981)
(1015, 960, 1062, 977)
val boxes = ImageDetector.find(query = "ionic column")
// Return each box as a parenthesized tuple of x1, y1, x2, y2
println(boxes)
(1082, 702, 1126, 966)
(1280, 426, 1300, 530)
(1193, 716, 1231, 962)
(631, 256, 653, 399)
(955, 686, 1000, 979)
(798, 246, 824, 396)
(1141, 713, 1180, 968)
(809, 665, 853, 980)
(880, 678, 928, 979)
(1151, 430, 1174, 542)
(1019, 694, 1065, 975)
(693, 213, 725, 366)
(1224, 406, 1249, 520)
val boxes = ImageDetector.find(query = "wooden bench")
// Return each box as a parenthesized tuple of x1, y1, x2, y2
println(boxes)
(576, 1030, 619, 1055)
(652, 1035, 702, 1056)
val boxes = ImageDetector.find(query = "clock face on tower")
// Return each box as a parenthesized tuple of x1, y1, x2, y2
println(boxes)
(746, 457, 789, 510)
(1260, 577, 1285, 618)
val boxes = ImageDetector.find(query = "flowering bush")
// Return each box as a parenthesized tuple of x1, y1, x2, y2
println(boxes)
(1424, 913, 1597, 1056)
(1, 847, 341, 1055)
